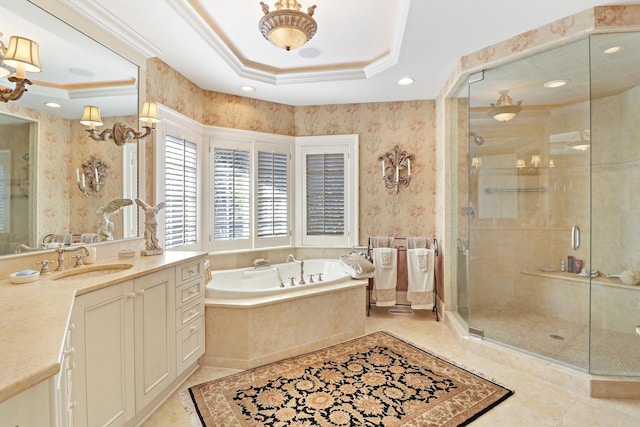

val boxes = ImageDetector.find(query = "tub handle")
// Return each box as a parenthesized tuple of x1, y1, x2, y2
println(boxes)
(289, 277, 296, 286)
(571, 225, 580, 250)
(318, 273, 323, 282)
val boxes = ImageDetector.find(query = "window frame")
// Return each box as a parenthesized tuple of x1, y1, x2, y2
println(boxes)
(295, 135, 359, 248)
(154, 107, 204, 252)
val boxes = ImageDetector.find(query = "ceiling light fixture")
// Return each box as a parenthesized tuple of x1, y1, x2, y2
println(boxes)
(544, 79, 569, 88)
(259, 1, 317, 51)
(0, 32, 41, 102)
(488, 90, 522, 122)
(604, 46, 621, 54)
(567, 129, 590, 151)
(81, 102, 161, 146)
(240, 86, 256, 92)
(397, 77, 415, 86)
(44, 102, 61, 108)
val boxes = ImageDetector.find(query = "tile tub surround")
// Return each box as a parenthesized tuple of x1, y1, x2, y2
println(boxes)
(202, 279, 368, 369)
(0, 250, 206, 404)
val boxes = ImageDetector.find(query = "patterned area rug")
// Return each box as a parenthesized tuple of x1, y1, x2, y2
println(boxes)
(186, 331, 513, 426)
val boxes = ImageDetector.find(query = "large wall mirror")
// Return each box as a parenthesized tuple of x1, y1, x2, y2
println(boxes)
(0, 0, 140, 256)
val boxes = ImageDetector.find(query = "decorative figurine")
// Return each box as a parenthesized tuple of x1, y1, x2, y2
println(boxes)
(97, 198, 133, 241)
(135, 199, 166, 256)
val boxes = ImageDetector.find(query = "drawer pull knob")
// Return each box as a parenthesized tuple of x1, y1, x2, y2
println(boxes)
(136, 289, 145, 296)
(189, 288, 197, 295)
(69, 401, 76, 410)
(64, 347, 75, 357)
(189, 309, 197, 316)
(188, 268, 196, 274)
(190, 324, 198, 333)
(68, 323, 75, 331)
(126, 292, 136, 299)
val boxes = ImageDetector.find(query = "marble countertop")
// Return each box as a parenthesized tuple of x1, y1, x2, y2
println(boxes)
(0, 250, 207, 404)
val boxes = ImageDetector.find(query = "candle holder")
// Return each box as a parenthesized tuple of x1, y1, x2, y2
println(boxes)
(76, 155, 109, 197)
(377, 145, 415, 194)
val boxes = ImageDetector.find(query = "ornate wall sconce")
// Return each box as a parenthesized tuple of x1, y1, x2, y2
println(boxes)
(80, 101, 161, 146)
(378, 145, 415, 194)
(76, 155, 109, 197)
(0, 33, 42, 102)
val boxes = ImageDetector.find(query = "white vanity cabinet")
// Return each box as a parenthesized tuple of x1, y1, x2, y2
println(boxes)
(68, 261, 196, 427)
(175, 260, 206, 375)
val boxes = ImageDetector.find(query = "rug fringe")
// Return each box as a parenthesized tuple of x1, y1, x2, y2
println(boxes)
(379, 330, 515, 394)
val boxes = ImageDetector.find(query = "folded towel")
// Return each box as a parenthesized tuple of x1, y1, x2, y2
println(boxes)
(81, 233, 98, 243)
(372, 247, 397, 306)
(407, 248, 435, 310)
(340, 255, 375, 279)
(407, 237, 428, 249)
(370, 236, 394, 248)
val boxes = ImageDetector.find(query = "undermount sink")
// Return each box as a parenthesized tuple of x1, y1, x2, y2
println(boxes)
(51, 263, 134, 281)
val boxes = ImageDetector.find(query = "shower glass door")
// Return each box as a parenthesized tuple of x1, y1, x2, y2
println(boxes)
(467, 39, 591, 370)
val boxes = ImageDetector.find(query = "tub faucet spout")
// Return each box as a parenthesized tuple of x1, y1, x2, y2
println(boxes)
(286, 254, 305, 284)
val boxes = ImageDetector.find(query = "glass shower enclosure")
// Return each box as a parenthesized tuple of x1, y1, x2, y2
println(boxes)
(457, 32, 640, 377)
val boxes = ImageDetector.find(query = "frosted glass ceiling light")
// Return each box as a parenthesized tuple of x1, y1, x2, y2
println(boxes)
(259, 1, 317, 51)
(488, 90, 522, 122)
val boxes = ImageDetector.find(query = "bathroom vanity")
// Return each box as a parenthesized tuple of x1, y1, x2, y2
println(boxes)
(0, 250, 206, 427)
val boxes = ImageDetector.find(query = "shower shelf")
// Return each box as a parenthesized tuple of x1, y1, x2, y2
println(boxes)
(521, 270, 640, 290)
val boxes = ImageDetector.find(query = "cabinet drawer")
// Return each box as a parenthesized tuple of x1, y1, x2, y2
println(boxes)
(176, 279, 204, 307)
(176, 299, 204, 331)
(177, 259, 204, 285)
(176, 317, 205, 375)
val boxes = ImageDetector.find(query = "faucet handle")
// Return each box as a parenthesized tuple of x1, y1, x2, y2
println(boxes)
(308, 274, 315, 283)
(37, 259, 53, 274)
(317, 272, 323, 282)
(289, 277, 296, 286)
(73, 253, 86, 268)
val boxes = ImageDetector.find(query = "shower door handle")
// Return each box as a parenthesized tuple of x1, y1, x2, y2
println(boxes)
(571, 225, 580, 250)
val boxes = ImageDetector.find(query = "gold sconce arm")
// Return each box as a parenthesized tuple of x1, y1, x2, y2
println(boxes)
(377, 145, 415, 194)
(85, 122, 154, 146)
(0, 76, 32, 102)
(81, 102, 160, 146)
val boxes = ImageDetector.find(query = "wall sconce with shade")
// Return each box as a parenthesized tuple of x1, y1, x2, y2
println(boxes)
(471, 156, 483, 173)
(0, 33, 41, 102)
(488, 90, 522, 122)
(81, 102, 161, 146)
(378, 145, 415, 194)
(259, 0, 317, 51)
(76, 155, 109, 197)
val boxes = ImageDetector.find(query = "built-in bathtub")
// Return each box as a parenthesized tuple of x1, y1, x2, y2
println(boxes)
(202, 259, 368, 369)
(205, 258, 352, 299)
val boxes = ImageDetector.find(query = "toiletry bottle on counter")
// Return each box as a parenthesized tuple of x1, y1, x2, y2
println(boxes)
(560, 260, 565, 272)
(568, 256, 574, 273)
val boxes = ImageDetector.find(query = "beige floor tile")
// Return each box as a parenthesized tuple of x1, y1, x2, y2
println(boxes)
(142, 305, 640, 426)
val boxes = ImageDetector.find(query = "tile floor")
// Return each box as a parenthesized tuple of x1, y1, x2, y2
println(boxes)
(143, 307, 640, 426)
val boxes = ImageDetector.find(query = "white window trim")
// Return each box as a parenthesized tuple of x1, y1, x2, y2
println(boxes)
(154, 105, 204, 252)
(295, 134, 359, 248)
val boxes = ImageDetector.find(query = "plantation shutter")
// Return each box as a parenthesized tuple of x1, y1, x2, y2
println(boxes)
(305, 153, 345, 235)
(213, 147, 251, 241)
(257, 151, 288, 238)
(164, 134, 197, 248)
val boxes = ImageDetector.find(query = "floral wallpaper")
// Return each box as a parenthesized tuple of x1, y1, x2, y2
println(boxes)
(295, 102, 436, 244)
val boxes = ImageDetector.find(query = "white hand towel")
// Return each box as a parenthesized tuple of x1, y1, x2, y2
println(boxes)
(372, 247, 397, 306)
(407, 248, 435, 310)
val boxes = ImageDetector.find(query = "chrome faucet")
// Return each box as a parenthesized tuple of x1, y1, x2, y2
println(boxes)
(286, 254, 305, 284)
(55, 245, 90, 271)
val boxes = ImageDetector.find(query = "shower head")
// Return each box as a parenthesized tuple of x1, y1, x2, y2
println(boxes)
(470, 132, 485, 146)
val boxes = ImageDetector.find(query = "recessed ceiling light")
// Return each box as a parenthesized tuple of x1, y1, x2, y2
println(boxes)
(604, 46, 621, 54)
(44, 102, 62, 108)
(240, 86, 255, 93)
(397, 77, 414, 86)
(299, 47, 322, 59)
(543, 79, 569, 88)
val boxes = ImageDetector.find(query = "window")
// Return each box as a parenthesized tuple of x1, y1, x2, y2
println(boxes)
(155, 106, 203, 251)
(296, 135, 359, 247)
(208, 129, 293, 252)
(257, 150, 288, 237)
(306, 153, 345, 235)
(211, 144, 251, 248)
(164, 134, 198, 248)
